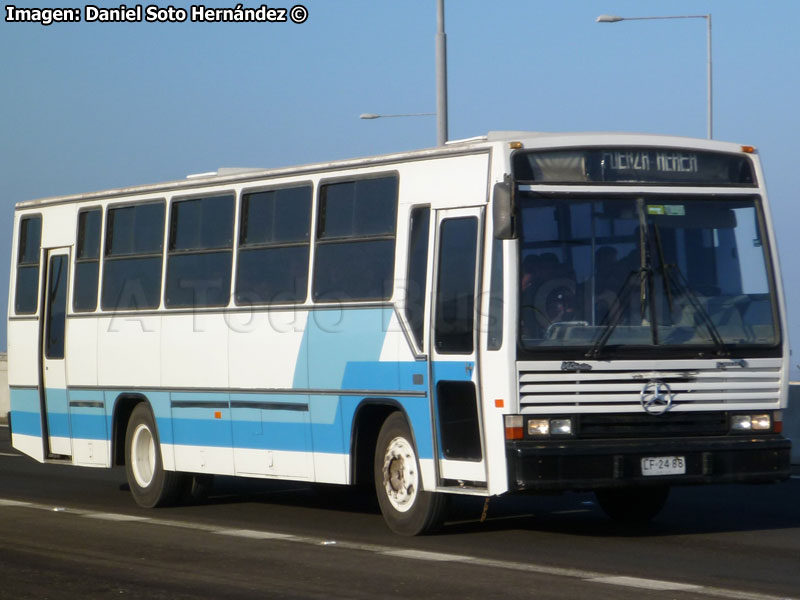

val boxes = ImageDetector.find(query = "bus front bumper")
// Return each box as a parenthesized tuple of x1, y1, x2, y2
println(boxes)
(506, 436, 791, 492)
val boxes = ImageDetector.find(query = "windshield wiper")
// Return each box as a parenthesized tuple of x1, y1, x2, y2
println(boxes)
(662, 264, 730, 357)
(585, 266, 649, 359)
(652, 222, 674, 314)
(587, 199, 658, 359)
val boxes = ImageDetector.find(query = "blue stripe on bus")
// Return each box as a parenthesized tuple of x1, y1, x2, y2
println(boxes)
(69, 413, 108, 440)
(44, 387, 70, 438)
(301, 307, 392, 389)
(8, 410, 43, 437)
(8, 367, 464, 459)
(9, 388, 43, 436)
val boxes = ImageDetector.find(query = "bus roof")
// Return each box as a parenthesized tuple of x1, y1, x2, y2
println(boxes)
(14, 131, 755, 210)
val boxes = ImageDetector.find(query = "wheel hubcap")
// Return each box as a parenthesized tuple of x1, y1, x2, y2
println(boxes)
(131, 423, 156, 488)
(382, 436, 418, 512)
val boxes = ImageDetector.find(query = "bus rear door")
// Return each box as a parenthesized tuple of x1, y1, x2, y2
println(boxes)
(41, 248, 72, 458)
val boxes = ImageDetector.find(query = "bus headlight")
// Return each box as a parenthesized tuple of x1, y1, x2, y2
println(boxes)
(550, 418, 573, 435)
(528, 419, 550, 436)
(527, 418, 573, 437)
(730, 413, 771, 432)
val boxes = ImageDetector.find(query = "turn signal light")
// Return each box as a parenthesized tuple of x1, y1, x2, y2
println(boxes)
(504, 415, 523, 440)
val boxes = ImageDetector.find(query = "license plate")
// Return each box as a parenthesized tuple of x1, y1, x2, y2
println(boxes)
(641, 456, 686, 476)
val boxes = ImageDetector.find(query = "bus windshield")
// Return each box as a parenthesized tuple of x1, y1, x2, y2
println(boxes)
(518, 194, 778, 355)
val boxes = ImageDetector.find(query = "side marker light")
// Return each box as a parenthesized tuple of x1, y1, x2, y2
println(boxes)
(504, 415, 523, 440)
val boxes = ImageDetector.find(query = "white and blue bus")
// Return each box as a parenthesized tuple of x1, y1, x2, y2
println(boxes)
(7, 132, 791, 534)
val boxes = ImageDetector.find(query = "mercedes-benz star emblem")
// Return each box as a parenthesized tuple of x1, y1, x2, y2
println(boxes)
(640, 380, 674, 415)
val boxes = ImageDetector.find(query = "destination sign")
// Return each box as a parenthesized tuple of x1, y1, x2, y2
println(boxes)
(513, 147, 756, 186)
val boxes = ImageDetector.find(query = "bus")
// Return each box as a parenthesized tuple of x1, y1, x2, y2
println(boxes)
(7, 131, 792, 535)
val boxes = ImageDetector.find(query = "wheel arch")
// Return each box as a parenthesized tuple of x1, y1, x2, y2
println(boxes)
(112, 393, 152, 466)
(350, 399, 421, 488)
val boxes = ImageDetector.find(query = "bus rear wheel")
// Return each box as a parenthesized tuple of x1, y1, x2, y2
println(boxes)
(374, 412, 447, 535)
(124, 403, 185, 508)
(595, 486, 670, 524)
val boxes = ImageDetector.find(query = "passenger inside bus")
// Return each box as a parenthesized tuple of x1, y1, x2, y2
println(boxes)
(520, 252, 578, 339)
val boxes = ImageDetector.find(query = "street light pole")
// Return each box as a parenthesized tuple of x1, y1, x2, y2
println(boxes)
(596, 14, 713, 139)
(361, 1, 449, 146)
(436, 0, 449, 146)
(706, 14, 712, 139)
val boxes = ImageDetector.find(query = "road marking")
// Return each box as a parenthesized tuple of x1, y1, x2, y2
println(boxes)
(84, 512, 150, 522)
(215, 529, 296, 541)
(0, 496, 796, 600)
(381, 549, 473, 562)
(0, 452, 20, 457)
(590, 575, 702, 591)
(0, 499, 32, 508)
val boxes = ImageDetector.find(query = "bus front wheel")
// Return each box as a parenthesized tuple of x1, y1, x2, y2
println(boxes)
(374, 412, 447, 535)
(124, 403, 185, 508)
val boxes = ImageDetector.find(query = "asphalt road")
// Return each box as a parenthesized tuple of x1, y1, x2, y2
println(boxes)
(1, 425, 798, 600)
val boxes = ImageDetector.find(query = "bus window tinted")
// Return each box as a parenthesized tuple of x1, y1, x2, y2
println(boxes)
(74, 208, 102, 312)
(102, 202, 165, 310)
(15, 215, 42, 314)
(313, 175, 398, 301)
(236, 185, 311, 305)
(405, 206, 430, 348)
(166, 195, 234, 308)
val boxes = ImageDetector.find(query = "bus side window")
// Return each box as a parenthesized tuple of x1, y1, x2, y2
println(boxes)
(102, 202, 165, 311)
(313, 175, 398, 302)
(73, 208, 102, 312)
(487, 237, 503, 350)
(405, 206, 430, 348)
(236, 185, 312, 305)
(435, 217, 478, 354)
(165, 195, 234, 308)
(15, 215, 42, 315)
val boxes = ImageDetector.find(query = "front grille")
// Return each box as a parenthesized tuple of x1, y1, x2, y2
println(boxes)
(517, 358, 782, 414)
(576, 411, 728, 439)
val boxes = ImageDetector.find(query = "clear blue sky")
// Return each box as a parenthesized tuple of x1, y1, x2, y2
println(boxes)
(1, 0, 798, 375)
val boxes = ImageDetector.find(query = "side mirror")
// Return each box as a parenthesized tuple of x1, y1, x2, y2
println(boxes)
(493, 177, 518, 239)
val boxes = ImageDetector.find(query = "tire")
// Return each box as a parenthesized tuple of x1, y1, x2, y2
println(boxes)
(595, 486, 670, 524)
(374, 412, 447, 535)
(124, 403, 186, 508)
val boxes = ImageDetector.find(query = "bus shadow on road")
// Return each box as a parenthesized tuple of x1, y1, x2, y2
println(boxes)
(179, 476, 383, 514)
(165, 475, 800, 539)
(439, 479, 800, 538)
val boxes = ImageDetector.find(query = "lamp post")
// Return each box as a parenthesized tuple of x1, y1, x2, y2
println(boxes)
(361, 1, 448, 146)
(596, 13, 713, 139)
(435, 0, 448, 146)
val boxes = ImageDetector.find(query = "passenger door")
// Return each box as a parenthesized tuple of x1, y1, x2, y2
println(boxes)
(41, 248, 71, 457)
(429, 207, 487, 487)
